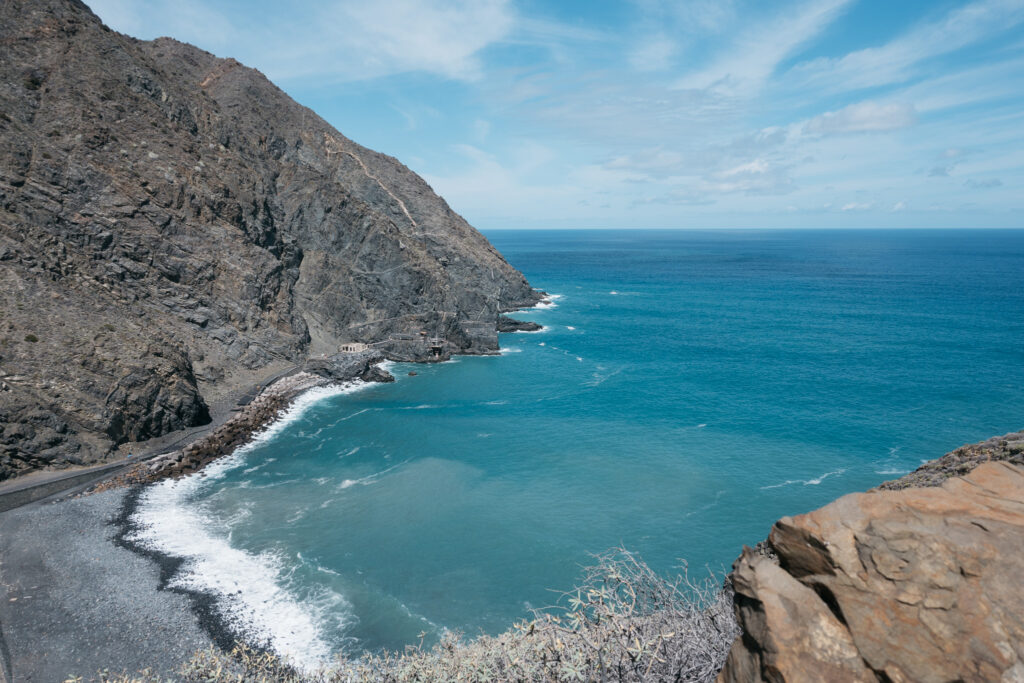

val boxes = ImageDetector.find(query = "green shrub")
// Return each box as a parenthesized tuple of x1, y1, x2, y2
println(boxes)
(24, 334, 38, 343)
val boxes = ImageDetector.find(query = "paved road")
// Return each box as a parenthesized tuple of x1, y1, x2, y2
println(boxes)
(0, 362, 300, 514)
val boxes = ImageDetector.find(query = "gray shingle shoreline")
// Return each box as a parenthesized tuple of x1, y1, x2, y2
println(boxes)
(0, 351, 398, 680)
(0, 489, 212, 681)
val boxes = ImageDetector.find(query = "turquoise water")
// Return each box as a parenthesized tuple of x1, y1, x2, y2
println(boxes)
(135, 229, 1024, 667)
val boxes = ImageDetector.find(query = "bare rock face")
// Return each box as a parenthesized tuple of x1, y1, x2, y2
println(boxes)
(718, 461, 1024, 682)
(0, 0, 541, 479)
(102, 345, 210, 443)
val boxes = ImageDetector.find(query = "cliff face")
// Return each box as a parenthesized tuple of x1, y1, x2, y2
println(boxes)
(0, 0, 541, 480)
(718, 436, 1024, 682)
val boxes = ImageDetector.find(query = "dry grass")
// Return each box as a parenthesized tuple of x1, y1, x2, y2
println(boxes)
(82, 548, 738, 683)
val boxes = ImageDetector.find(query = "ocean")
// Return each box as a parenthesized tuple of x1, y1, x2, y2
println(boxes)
(130, 229, 1024, 669)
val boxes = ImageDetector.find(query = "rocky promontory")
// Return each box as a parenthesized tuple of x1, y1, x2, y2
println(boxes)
(0, 0, 542, 480)
(718, 437, 1024, 682)
(497, 315, 544, 333)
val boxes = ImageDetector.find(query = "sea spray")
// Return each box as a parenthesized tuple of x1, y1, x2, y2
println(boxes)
(129, 382, 372, 671)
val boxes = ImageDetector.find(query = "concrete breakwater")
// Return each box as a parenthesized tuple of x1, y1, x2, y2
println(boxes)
(93, 351, 394, 490)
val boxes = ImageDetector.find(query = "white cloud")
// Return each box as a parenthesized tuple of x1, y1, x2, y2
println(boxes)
(841, 202, 872, 211)
(423, 143, 583, 224)
(514, 17, 608, 44)
(628, 36, 677, 71)
(671, 0, 737, 32)
(900, 55, 1024, 113)
(703, 159, 795, 195)
(789, 0, 1024, 93)
(673, 0, 853, 95)
(391, 106, 418, 131)
(803, 101, 917, 135)
(518, 75, 741, 145)
(604, 148, 686, 176)
(87, 0, 234, 50)
(307, 0, 514, 81)
(472, 119, 492, 143)
(89, 0, 515, 83)
(965, 178, 1004, 188)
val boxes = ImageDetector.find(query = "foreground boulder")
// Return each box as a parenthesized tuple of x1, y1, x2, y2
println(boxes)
(718, 460, 1024, 682)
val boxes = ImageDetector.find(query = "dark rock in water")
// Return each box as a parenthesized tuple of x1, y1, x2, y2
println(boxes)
(0, 0, 542, 480)
(361, 365, 395, 383)
(302, 350, 388, 383)
(408, 371, 418, 376)
(497, 315, 543, 332)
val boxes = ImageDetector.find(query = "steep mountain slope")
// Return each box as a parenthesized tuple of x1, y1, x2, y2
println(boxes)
(0, 0, 541, 479)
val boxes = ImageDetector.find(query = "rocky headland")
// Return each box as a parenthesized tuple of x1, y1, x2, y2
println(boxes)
(718, 430, 1024, 683)
(0, 0, 542, 481)
(874, 429, 1024, 491)
(497, 315, 544, 333)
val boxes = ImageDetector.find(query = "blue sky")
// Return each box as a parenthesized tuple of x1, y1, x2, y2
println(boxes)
(89, 0, 1023, 229)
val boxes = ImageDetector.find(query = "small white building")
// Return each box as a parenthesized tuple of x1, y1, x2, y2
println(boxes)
(339, 342, 368, 353)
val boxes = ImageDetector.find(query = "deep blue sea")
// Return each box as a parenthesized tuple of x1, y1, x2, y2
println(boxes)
(132, 229, 1024, 668)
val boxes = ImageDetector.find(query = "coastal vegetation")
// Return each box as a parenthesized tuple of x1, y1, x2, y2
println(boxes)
(90, 549, 738, 682)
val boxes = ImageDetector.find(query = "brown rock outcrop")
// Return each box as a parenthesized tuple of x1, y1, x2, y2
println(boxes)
(719, 461, 1024, 682)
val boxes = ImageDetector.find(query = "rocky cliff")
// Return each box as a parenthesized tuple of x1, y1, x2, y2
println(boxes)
(718, 432, 1024, 682)
(0, 0, 541, 480)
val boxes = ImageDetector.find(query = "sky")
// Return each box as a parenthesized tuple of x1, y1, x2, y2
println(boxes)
(88, 0, 1024, 229)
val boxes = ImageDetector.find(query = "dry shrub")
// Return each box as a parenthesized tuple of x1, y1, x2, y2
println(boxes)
(93, 548, 738, 683)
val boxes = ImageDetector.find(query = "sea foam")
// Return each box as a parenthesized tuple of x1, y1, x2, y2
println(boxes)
(760, 468, 847, 490)
(130, 381, 371, 671)
(531, 293, 562, 310)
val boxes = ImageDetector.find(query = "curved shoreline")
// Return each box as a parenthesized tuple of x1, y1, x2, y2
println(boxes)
(122, 380, 379, 671)
(0, 301, 555, 679)
(111, 486, 242, 655)
(101, 300, 560, 670)
(124, 295, 554, 489)
(92, 351, 394, 492)
(105, 382, 377, 675)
